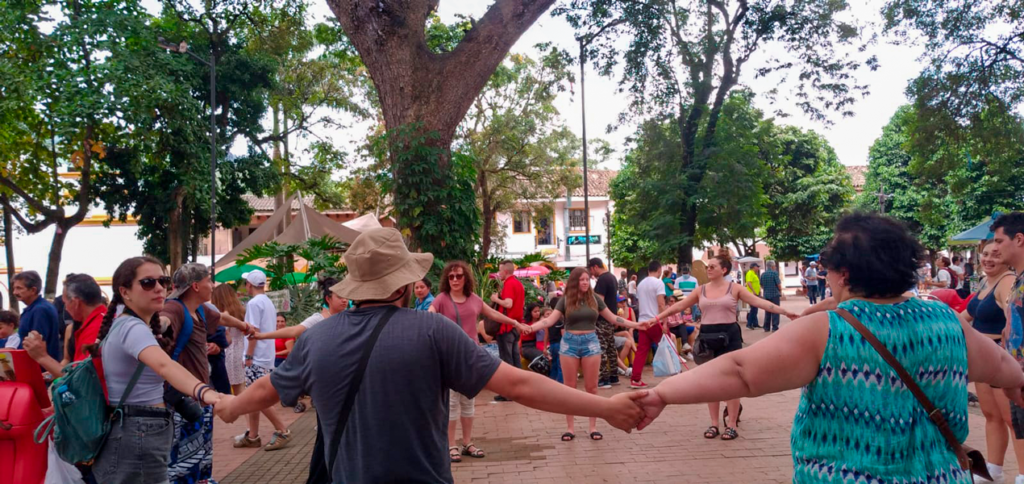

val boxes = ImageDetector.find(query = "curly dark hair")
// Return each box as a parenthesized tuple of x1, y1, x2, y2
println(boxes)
(439, 260, 475, 297)
(87, 256, 175, 357)
(819, 212, 924, 298)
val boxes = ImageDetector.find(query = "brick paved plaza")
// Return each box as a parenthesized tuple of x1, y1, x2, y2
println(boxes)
(213, 297, 1016, 483)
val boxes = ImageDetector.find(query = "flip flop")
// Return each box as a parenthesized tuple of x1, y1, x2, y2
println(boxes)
(590, 432, 603, 441)
(561, 432, 575, 442)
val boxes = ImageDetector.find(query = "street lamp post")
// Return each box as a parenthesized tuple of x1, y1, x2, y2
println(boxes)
(579, 38, 591, 263)
(159, 39, 217, 274)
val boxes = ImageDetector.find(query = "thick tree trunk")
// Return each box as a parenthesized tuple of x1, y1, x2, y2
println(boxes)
(328, 0, 556, 250)
(168, 187, 185, 270)
(43, 223, 69, 299)
(3, 203, 17, 313)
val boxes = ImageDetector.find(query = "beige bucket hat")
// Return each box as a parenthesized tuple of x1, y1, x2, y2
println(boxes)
(330, 227, 433, 301)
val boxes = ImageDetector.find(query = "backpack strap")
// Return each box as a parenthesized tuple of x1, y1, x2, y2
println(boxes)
(169, 299, 194, 362)
(327, 306, 399, 473)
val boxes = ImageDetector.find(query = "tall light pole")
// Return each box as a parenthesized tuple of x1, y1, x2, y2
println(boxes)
(160, 39, 217, 275)
(874, 184, 893, 214)
(579, 37, 591, 263)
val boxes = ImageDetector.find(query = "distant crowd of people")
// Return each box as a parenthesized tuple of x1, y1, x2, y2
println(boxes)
(2, 211, 1024, 484)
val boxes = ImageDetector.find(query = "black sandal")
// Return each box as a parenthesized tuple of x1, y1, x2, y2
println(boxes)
(703, 426, 720, 439)
(462, 443, 485, 458)
(449, 446, 462, 463)
(723, 404, 743, 426)
(721, 427, 739, 440)
(561, 432, 575, 442)
(590, 431, 603, 441)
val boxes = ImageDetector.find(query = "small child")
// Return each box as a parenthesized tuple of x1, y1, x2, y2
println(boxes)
(0, 310, 20, 349)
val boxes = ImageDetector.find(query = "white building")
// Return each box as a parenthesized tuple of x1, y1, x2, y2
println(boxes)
(494, 169, 617, 269)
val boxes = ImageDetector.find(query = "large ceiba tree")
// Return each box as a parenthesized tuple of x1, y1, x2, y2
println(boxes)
(327, 0, 556, 259)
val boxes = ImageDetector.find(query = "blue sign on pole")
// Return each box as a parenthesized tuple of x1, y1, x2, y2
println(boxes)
(567, 235, 600, 245)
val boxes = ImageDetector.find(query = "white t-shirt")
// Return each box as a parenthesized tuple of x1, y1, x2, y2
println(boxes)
(637, 276, 664, 321)
(3, 333, 21, 349)
(627, 280, 637, 295)
(245, 293, 278, 369)
(299, 311, 326, 330)
(950, 265, 965, 289)
(935, 269, 952, 288)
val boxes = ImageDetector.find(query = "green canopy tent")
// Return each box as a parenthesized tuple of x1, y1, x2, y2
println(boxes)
(214, 264, 273, 283)
(280, 272, 316, 285)
(949, 213, 1001, 246)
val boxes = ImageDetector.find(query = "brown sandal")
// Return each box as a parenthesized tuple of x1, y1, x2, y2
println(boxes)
(449, 446, 462, 463)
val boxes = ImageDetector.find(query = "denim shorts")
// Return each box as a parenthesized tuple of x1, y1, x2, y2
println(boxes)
(92, 407, 174, 484)
(560, 332, 602, 358)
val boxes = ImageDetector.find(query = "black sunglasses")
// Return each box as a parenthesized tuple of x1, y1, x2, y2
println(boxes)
(138, 276, 172, 291)
(448, 273, 465, 281)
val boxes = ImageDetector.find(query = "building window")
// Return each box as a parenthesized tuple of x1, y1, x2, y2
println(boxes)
(513, 211, 531, 234)
(536, 216, 553, 245)
(569, 209, 588, 232)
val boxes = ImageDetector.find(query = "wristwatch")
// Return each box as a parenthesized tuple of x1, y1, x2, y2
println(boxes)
(244, 355, 254, 361)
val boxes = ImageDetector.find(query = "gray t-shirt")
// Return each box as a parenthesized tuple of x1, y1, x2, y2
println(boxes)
(101, 315, 164, 406)
(271, 306, 501, 483)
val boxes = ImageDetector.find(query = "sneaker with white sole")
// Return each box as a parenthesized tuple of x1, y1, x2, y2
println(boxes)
(617, 367, 629, 376)
(233, 430, 262, 448)
(629, 380, 649, 389)
(264, 430, 292, 451)
(682, 343, 692, 351)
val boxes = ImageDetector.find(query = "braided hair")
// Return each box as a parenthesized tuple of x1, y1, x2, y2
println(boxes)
(86, 256, 175, 357)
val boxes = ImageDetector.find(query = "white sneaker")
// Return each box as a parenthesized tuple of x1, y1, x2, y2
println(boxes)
(1012, 473, 1022, 484)
(978, 463, 1005, 483)
(682, 343, 692, 351)
(617, 367, 629, 376)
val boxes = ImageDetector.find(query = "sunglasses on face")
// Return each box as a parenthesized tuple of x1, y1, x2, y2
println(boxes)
(448, 273, 465, 281)
(138, 276, 172, 291)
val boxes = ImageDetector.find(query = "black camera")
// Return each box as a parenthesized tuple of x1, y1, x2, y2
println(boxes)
(164, 385, 204, 423)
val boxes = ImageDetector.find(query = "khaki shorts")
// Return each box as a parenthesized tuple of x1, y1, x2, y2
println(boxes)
(448, 390, 475, 420)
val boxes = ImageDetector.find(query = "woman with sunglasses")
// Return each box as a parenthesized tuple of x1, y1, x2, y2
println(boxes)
(429, 260, 525, 463)
(524, 267, 644, 442)
(87, 257, 228, 484)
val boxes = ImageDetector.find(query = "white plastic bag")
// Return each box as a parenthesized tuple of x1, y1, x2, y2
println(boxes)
(46, 439, 85, 484)
(652, 334, 682, 377)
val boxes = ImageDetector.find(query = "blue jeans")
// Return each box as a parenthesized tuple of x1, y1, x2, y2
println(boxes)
(807, 283, 818, 304)
(559, 332, 602, 358)
(746, 304, 760, 328)
(548, 342, 563, 383)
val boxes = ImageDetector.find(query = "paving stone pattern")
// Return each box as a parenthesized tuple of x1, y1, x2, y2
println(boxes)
(217, 297, 1015, 483)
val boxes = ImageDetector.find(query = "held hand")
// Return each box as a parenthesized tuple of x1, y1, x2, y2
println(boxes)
(249, 331, 263, 340)
(202, 391, 225, 406)
(207, 342, 222, 356)
(661, 323, 669, 335)
(635, 388, 667, 431)
(521, 324, 534, 335)
(604, 391, 648, 433)
(213, 394, 239, 423)
(22, 331, 47, 361)
(1003, 386, 1024, 408)
(785, 311, 801, 320)
(244, 324, 257, 337)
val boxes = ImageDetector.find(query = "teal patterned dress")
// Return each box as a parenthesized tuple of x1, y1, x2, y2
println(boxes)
(791, 298, 971, 483)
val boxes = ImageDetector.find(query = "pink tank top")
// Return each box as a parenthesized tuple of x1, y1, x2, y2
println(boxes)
(699, 282, 738, 325)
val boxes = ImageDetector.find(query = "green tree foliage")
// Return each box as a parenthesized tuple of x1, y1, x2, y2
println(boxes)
(0, 0, 188, 296)
(611, 92, 852, 266)
(883, 0, 1024, 126)
(858, 104, 1024, 252)
(558, 0, 875, 266)
(761, 128, 855, 260)
(458, 45, 582, 264)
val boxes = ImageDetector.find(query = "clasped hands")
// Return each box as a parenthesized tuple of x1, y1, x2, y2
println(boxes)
(603, 389, 668, 433)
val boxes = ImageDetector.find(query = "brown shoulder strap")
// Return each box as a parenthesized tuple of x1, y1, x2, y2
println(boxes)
(833, 308, 971, 471)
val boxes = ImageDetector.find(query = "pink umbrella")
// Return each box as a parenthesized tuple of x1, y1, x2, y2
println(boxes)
(513, 266, 550, 277)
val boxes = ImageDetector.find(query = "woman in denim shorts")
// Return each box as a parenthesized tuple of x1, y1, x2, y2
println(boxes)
(87, 257, 229, 484)
(526, 267, 643, 441)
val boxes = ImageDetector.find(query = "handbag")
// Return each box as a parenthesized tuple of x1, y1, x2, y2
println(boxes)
(834, 308, 991, 482)
(693, 331, 729, 365)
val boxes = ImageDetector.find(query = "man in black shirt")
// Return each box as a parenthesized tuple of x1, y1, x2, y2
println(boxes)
(589, 258, 621, 387)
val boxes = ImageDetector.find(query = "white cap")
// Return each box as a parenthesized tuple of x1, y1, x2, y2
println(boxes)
(242, 269, 267, 287)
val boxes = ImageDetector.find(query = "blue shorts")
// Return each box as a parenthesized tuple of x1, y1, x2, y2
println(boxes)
(560, 332, 601, 358)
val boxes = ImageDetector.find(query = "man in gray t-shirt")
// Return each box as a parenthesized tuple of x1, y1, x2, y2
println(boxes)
(214, 227, 648, 483)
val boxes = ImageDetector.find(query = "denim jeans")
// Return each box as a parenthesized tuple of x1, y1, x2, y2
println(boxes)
(548, 342, 563, 383)
(92, 408, 174, 484)
(746, 304, 760, 328)
(763, 296, 781, 331)
(807, 283, 818, 304)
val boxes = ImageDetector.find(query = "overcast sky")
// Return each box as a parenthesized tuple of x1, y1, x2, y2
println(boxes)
(178, 0, 929, 169)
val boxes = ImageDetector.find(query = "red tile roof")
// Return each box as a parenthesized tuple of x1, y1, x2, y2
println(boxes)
(571, 169, 618, 198)
(846, 165, 867, 189)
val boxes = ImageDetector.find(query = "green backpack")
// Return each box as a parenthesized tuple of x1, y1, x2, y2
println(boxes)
(34, 316, 145, 465)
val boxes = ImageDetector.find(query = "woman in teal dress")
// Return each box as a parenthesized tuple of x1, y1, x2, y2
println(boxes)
(633, 212, 1024, 483)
